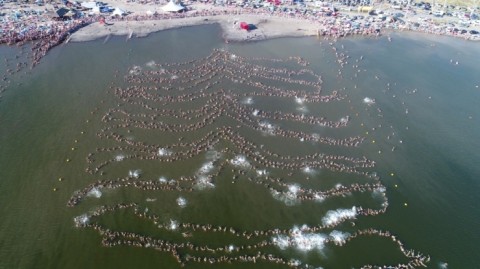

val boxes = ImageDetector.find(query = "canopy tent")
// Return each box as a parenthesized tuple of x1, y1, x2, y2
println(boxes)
(56, 7, 70, 17)
(112, 7, 126, 16)
(81, 1, 97, 9)
(162, 0, 185, 12)
(55, 7, 76, 18)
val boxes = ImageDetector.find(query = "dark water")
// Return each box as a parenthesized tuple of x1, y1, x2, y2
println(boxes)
(0, 25, 479, 269)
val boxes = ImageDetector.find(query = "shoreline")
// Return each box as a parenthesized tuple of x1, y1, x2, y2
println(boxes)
(68, 9, 479, 44)
(70, 14, 321, 43)
(1, 1, 479, 68)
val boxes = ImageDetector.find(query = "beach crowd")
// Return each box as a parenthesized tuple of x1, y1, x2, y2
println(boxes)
(1, 0, 479, 67)
(64, 46, 432, 268)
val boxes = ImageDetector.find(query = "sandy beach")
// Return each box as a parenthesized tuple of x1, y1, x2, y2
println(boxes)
(70, 14, 319, 42)
(65, 0, 479, 43)
(1, 0, 479, 67)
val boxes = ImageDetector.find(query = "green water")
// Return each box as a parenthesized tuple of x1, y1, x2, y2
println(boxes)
(0, 25, 479, 269)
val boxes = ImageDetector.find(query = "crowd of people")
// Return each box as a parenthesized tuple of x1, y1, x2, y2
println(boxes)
(64, 46, 430, 268)
(0, 0, 478, 69)
(73, 201, 430, 268)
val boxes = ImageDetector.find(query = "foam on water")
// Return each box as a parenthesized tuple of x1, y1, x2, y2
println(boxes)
(74, 214, 90, 227)
(115, 154, 125, 162)
(198, 161, 215, 174)
(363, 97, 375, 105)
(439, 262, 448, 269)
(168, 219, 178, 231)
(314, 193, 326, 202)
(145, 60, 156, 68)
(157, 148, 172, 157)
(242, 97, 254, 105)
(272, 225, 327, 252)
(290, 259, 302, 266)
(258, 121, 276, 135)
(128, 169, 141, 179)
(296, 105, 309, 113)
(295, 97, 305, 104)
(205, 150, 222, 161)
(329, 230, 351, 246)
(271, 184, 302, 206)
(302, 166, 315, 174)
(176, 196, 187, 208)
(230, 155, 251, 168)
(129, 65, 142, 75)
(194, 175, 215, 190)
(322, 207, 357, 226)
(146, 198, 157, 202)
(256, 169, 268, 177)
(252, 109, 260, 116)
(158, 176, 168, 183)
(86, 187, 102, 198)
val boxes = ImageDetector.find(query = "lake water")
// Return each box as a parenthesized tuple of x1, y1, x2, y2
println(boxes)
(0, 25, 479, 269)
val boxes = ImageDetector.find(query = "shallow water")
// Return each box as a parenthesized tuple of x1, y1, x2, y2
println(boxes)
(0, 25, 479, 268)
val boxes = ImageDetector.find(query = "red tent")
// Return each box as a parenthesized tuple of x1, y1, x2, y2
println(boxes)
(240, 22, 249, 31)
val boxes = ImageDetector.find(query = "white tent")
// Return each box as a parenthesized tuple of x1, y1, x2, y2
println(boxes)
(81, 1, 97, 9)
(112, 7, 126, 16)
(162, 0, 185, 12)
(91, 6, 101, 13)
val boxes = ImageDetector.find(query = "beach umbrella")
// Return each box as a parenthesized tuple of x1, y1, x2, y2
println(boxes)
(112, 8, 126, 16)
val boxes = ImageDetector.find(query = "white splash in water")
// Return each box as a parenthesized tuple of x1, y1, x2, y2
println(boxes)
(258, 121, 276, 135)
(252, 109, 260, 116)
(128, 169, 141, 179)
(129, 65, 142, 75)
(329, 230, 350, 246)
(87, 187, 102, 198)
(272, 225, 327, 252)
(74, 214, 90, 227)
(295, 96, 305, 104)
(115, 154, 125, 162)
(230, 155, 250, 168)
(302, 166, 315, 174)
(205, 150, 222, 161)
(314, 193, 325, 202)
(296, 105, 309, 113)
(157, 148, 172, 157)
(256, 169, 268, 176)
(271, 184, 302, 206)
(195, 175, 215, 190)
(168, 219, 178, 231)
(242, 97, 254, 105)
(198, 161, 215, 174)
(145, 60, 156, 68)
(158, 176, 168, 183)
(322, 207, 357, 226)
(363, 97, 375, 105)
(176, 196, 187, 208)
